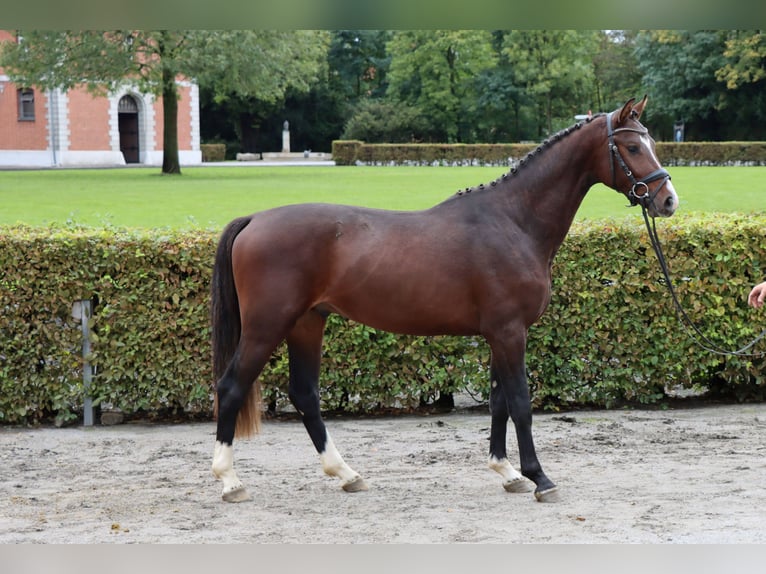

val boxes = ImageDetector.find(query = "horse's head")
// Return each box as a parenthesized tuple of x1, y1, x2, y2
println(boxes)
(602, 96, 678, 218)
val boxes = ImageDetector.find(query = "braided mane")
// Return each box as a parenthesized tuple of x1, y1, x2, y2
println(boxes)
(454, 113, 605, 197)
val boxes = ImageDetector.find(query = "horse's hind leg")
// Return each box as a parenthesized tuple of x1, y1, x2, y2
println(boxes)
(287, 310, 367, 493)
(212, 334, 281, 502)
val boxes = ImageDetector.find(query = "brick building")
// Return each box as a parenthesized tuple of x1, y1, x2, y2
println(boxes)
(0, 31, 201, 168)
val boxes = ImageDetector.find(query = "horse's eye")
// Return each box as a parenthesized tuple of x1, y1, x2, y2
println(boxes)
(627, 145, 639, 154)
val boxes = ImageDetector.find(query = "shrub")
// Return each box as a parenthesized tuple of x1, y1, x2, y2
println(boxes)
(201, 143, 226, 162)
(333, 141, 766, 167)
(341, 100, 433, 144)
(2, 214, 766, 425)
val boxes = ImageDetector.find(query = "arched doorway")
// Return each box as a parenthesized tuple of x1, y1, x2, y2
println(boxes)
(118, 95, 140, 163)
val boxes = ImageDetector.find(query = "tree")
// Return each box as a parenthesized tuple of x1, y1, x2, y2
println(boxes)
(328, 30, 391, 101)
(196, 30, 331, 152)
(591, 30, 643, 113)
(716, 31, 766, 89)
(502, 30, 600, 138)
(712, 31, 766, 140)
(0, 30, 329, 174)
(634, 30, 729, 140)
(341, 99, 430, 142)
(385, 30, 497, 142)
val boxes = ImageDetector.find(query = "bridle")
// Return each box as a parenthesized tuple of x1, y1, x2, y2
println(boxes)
(605, 112, 766, 357)
(606, 111, 672, 210)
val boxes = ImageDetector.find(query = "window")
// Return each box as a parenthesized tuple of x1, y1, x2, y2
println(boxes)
(18, 88, 35, 121)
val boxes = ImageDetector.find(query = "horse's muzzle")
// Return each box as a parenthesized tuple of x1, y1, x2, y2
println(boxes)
(632, 176, 677, 218)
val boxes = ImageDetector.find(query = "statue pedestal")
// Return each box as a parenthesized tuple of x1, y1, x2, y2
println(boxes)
(282, 130, 290, 153)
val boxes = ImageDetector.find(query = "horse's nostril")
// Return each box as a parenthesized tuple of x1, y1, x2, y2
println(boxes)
(665, 195, 675, 210)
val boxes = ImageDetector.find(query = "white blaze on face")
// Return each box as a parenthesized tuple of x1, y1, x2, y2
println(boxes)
(640, 133, 660, 165)
(640, 133, 678, 210)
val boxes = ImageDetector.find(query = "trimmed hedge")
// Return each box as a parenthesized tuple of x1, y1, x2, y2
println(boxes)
(332, 140, 766, 167)
(0, 227, 215, 425)
(656, 142, 766, 166)
(2, 214, 766, 425)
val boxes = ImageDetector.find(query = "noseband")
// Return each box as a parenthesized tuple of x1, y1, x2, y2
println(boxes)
(606, 111, 671, 209)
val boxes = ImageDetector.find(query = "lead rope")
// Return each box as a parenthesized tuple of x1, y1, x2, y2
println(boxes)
(641, 205, 766, 357)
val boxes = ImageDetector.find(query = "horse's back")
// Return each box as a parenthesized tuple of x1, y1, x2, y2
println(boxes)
(228, 202, 487, 334)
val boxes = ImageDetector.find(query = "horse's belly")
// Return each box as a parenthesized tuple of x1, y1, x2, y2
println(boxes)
(321, 292, 479, 337)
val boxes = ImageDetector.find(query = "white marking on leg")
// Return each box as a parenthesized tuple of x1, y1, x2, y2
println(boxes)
(489, 455, 530, 492)
(320, 433, 366, 491)
(212, 441, 249, 501)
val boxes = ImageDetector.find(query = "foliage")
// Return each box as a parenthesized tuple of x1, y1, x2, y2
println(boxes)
(634, 30, 766, 141)
(201, 29, 766, 152)
(340, 99, 432, 143)
(333, 140, 766, 167)
(635, 31, 727, 126)
(200, 144, 226, 162)
(0, 30, 330, 172)
(384, 30, 497, 142)
(0, 225, 215, 424)
(191, 31, 330, 104)
(501, 30, 600, 137)
(332, 141, 537, 166)
(3, 215, 766, 425)
(196, 31, 330, 155)
(592, 30, 644, 112)
(328, 30, 392, 101)
(716, 31, 766, 89)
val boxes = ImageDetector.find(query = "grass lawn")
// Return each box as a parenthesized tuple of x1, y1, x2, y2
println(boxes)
(1, 165, 765, 229)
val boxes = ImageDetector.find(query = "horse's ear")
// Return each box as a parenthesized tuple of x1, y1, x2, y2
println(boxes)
(631, 95, 648, 121)
(617, 98, 637, 124)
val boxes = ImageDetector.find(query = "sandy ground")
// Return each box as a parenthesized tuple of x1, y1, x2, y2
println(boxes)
(2, 401, 766, 543)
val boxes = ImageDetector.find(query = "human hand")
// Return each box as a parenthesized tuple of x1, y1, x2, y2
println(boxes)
(748, 281, 766, 308)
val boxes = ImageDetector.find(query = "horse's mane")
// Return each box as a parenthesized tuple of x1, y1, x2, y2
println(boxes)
(452, 113, 606, 198)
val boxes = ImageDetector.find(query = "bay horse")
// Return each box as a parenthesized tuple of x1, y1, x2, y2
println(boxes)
(210, 96, 677, 503)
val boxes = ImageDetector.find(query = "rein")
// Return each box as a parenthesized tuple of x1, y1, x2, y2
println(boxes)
(607, 111, 766, 357)
(640, 203, 766, 357)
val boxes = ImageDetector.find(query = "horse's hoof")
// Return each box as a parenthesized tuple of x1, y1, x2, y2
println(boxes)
(534, 486, 560, 503)
(222, 486, 251, 503)
(503, 478, 533, 493)
(341, 476, 369, 493)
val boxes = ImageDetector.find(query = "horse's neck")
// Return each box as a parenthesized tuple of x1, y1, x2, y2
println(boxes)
(499, 132, 597, 257)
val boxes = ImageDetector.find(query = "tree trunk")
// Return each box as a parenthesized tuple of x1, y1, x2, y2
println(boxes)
(161, 64, 181, 175)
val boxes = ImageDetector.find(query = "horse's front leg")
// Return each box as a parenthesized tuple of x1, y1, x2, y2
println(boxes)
(487, 364, 534, 494)
(486, 329, 558, 502)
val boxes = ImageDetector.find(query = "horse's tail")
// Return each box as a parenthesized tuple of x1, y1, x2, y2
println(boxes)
(211, 215, 262, 438)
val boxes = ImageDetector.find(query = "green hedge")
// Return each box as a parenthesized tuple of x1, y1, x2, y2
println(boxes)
(656, 142, 766, 166)
(332, 140, 766, 167)
(2, 215, 766, 425)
